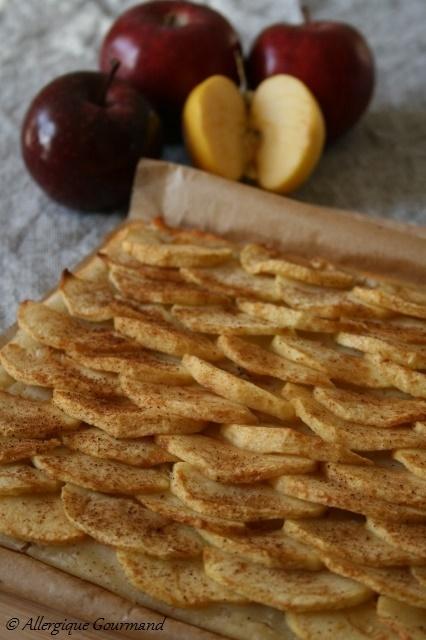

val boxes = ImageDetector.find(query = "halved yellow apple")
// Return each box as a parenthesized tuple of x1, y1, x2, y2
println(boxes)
(183, 75, 246, 181)
(183, 74, 325, 194)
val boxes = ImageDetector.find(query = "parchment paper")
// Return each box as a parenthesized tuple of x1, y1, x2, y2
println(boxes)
(0, 546, 225, 640)
(129, 160, 426, 284)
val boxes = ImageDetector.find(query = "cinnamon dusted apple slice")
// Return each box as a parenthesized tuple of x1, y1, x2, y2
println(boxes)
(273, 473, 426, 523)
(0, 464, 60, 495)
(156, 434, 315, 483)
(377, 596, 426, 640)
(322, 555, 426, 610)
(0, 342, 120, 396)
(203, 548, 372, 612)
(284, 518, 424, 567)
(287, 603, 396, 640)
(183, 74, 325, 194)
(118, 551, 246, 607)
(219, 424, 368, 465)
(62, 427, 176, 467)
(0, 389, 79, 439)
(313, 386, 426, 427)
(182, 353, 295, 421)
(367, 519, 426, 559)
(286, 383, 426, 452)
(53, 388, 205, 438)
(198, 529, 323, 571)
(0, 494, 85, 544)
(171, 462, 323, 521)
(33, 449, 169, 495)
(137, 491, 247, 536)
(62, 485, 202, 559)
(0, 436, 60, 464)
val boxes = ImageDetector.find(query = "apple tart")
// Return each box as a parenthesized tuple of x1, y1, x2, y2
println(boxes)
(1, 216, 426, 639)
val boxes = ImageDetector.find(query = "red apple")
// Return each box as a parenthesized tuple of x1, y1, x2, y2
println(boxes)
(247, 17, 375, 141)
(21, 66, 162, 211)
(99, 0, 241, 131)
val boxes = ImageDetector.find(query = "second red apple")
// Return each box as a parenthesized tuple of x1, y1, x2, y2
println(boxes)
(248, 18, 375, 141)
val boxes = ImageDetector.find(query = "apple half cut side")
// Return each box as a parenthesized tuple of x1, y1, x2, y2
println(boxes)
(183, 75, 246, 181)
(183, 74, 325, 194)
(250, 75, 325, 193)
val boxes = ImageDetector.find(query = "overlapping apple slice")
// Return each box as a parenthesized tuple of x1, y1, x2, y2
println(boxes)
(109, 261, 228, 306)
(322, 555, 426, 609)
(377, 596, 426, 639)
(17, 301, 140, 355)
(0, 342, 120, 396)
(122, 241, 233, 268)
(286, 383, 426, 451)
(0, 494, 85, 544)
(114, 313, 222, 361)
(0, 389, 79, 439)
(59, 269, 170, 322)
(171, 304, 285, 335)
(219, 424, 368, 465)
(180, 264, 280, 303)
(273, 474, 426, 523)
(198, 529, 323, 571)
(367, 519, 426, 558)
(156, 434, 314, 483)
(325, 462, 426, 508)
(284, 518, 425, 567)
(0, 464, 60, 495)
(218, 335, 332, 387)
(351, 285, 426, 320)
(53, 388, 205, 438)
(170, 462, 323, 521)
(240, 244, 355, 288)
(62, 427, 176, 467)
(336, 331, 426, 369)
(0, 436, 59, 464)
(313, 387, 426, 427)
(182, 354, 295, 421)
(118, 550, 246, 607)
(287, 603, 396, 640)
(203, 548, 372, 612)
(236, 299, 344, 333)
(137, 491, 247, 536)
(33, 450, 169, 495)
(62, 484, 203, 559)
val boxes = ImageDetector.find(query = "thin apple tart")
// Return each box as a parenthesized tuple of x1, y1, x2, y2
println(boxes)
(0, 216, 426, 640)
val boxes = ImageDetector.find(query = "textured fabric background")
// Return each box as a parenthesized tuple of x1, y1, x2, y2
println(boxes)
(0, 0, 425, 330)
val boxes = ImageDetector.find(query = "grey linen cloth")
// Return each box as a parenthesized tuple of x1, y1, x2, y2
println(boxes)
(0, 0, 425, 330)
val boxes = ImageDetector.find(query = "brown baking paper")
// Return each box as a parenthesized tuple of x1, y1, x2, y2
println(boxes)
(130, 160, 426, 283)
(0, 547, 225, 640)
(0, 159, 425, 640)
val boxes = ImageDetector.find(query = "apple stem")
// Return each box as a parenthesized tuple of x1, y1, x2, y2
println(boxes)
(301, 5, 311, 23)
(163, 13, 189, 27)
(234, 50, 248, 93)
(163, 13, 178, 27)
(99, 59, 121, 105)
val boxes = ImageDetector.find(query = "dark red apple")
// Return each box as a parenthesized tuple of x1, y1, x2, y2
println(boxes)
(21, 66, 162, 211)
(247, 17, 375, 141)
(99, 0, 241, 130)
